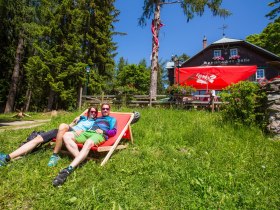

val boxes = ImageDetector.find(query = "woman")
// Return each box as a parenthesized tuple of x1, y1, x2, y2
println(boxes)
(0, 107, 98, 167)
(47, 107, 98, 166)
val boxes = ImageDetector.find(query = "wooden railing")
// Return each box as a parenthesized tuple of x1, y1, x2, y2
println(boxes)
(81, 94, 227, 111)
(81, 94, 173, 108)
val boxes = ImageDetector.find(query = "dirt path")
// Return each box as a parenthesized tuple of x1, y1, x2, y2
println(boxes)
(0, 119, 51, 131)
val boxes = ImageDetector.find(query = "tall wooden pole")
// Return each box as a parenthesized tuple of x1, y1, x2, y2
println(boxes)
(149, 1, 161, 106)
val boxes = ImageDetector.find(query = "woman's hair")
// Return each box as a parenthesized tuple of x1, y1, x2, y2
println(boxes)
(87, 106, 98, 119)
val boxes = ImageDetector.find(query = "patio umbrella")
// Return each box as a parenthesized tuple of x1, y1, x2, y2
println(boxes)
(176, 65, 257, 90)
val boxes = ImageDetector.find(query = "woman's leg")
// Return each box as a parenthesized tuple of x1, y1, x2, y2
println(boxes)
(48, 124, 70, 166)
(53, 123, 70, 154)
(63, 132, 80, 157)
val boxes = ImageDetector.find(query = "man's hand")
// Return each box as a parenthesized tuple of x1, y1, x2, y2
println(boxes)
(75, 130, 83, 136)
(95, 129, 103, 134)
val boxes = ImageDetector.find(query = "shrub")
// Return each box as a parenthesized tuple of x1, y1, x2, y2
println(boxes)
(115, 85, 138, 95)
(220, 81, 267, 128)
(166, 84, 196, 95)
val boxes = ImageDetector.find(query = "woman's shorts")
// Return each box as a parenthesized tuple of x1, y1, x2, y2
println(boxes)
(41, 129, 58, 143)
(75, 130, 105, 145)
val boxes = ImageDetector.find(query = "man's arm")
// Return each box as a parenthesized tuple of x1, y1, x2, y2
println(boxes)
(95, 117, 117, 138)
(95, 127, 117, 137)
(106, 117, 117, 137)
(71, 109, 88, 126)
(106, 128, 117, 137)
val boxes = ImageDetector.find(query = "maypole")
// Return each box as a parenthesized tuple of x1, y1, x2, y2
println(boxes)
(149, 1, 181, 106)
(149, 1, 161, 106)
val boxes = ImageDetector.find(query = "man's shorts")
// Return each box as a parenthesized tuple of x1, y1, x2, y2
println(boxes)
(75, 130, 105, 145)
(40, 129, 58, 143)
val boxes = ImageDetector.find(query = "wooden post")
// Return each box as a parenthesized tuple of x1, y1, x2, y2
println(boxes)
(211, 95, 215, 113)
(101, 92, 104, 103)
(78, 86, 83, 110)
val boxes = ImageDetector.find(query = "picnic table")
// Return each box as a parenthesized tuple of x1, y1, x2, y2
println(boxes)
(192, 94, 220, 102)
(173, 94, 223, 111)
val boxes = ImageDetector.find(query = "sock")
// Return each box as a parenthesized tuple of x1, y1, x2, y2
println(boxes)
(5, 154, 11, 162)
(66, 165, 74, 172)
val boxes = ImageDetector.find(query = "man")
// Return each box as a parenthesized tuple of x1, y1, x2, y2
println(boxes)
(52, 103, 117, 187)
(0, 107, 97, 167)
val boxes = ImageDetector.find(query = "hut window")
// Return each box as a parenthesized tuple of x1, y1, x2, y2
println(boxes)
(256, 69, 265, 79)
(213, 50, 221, 57)
(230, 48, 238, 56)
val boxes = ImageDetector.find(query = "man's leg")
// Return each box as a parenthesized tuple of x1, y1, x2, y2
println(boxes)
(48, 123, 69, 166)
(68, 139, 94, 168)
(0, 136, 44, 166)
(52, 139, 94, 187)
(68, 132, 104, 169)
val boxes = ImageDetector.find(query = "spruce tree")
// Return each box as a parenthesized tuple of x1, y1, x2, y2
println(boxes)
(1, 0, 36, 113)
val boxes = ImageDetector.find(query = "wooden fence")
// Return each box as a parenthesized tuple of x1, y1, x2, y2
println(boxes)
(80, 94, 227, 112)
(81, 94, 172, 108)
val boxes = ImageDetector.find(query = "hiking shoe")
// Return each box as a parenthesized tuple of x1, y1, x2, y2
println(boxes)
(53, 168, 71, 187)
(47, 154, 60, 167)
(0, 153, 7, 167)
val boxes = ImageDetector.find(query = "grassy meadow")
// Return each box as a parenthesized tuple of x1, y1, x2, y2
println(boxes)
(0, 108, 280, 209)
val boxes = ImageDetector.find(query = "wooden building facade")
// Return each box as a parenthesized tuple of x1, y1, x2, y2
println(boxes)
(167, 37, 280, 86)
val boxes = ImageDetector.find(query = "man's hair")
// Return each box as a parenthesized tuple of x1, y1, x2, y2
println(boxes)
(87, 106, 98, 119)
(101, 103, 111, 109)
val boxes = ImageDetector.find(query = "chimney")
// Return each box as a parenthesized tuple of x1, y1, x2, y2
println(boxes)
(203, 36, 207, 49)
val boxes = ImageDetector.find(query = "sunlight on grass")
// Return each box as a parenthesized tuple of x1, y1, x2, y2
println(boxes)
(0, 108, 280, 209)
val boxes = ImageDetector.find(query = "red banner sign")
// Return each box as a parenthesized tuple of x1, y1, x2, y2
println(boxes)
(176, 65, 257, 90)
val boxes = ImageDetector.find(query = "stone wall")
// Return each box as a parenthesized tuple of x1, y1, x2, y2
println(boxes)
(266, 78, 280, 138)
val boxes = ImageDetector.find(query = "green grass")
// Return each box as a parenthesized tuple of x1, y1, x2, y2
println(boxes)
(0, 111, 54, 122)
(0, 108, 280, 209)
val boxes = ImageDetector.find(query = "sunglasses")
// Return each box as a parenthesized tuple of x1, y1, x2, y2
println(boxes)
(102, 107, 110, 111)
(90, 110, 96, 113)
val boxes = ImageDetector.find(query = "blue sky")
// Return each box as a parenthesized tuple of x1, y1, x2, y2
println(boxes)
(113, 0, 273, 64)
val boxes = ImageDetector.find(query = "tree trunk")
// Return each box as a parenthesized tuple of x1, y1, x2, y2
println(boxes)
(149, 1, 161, 105)
(47, 89, 55, 111)
(24, 89, 32, 112)
(4, 36, 24, 113)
